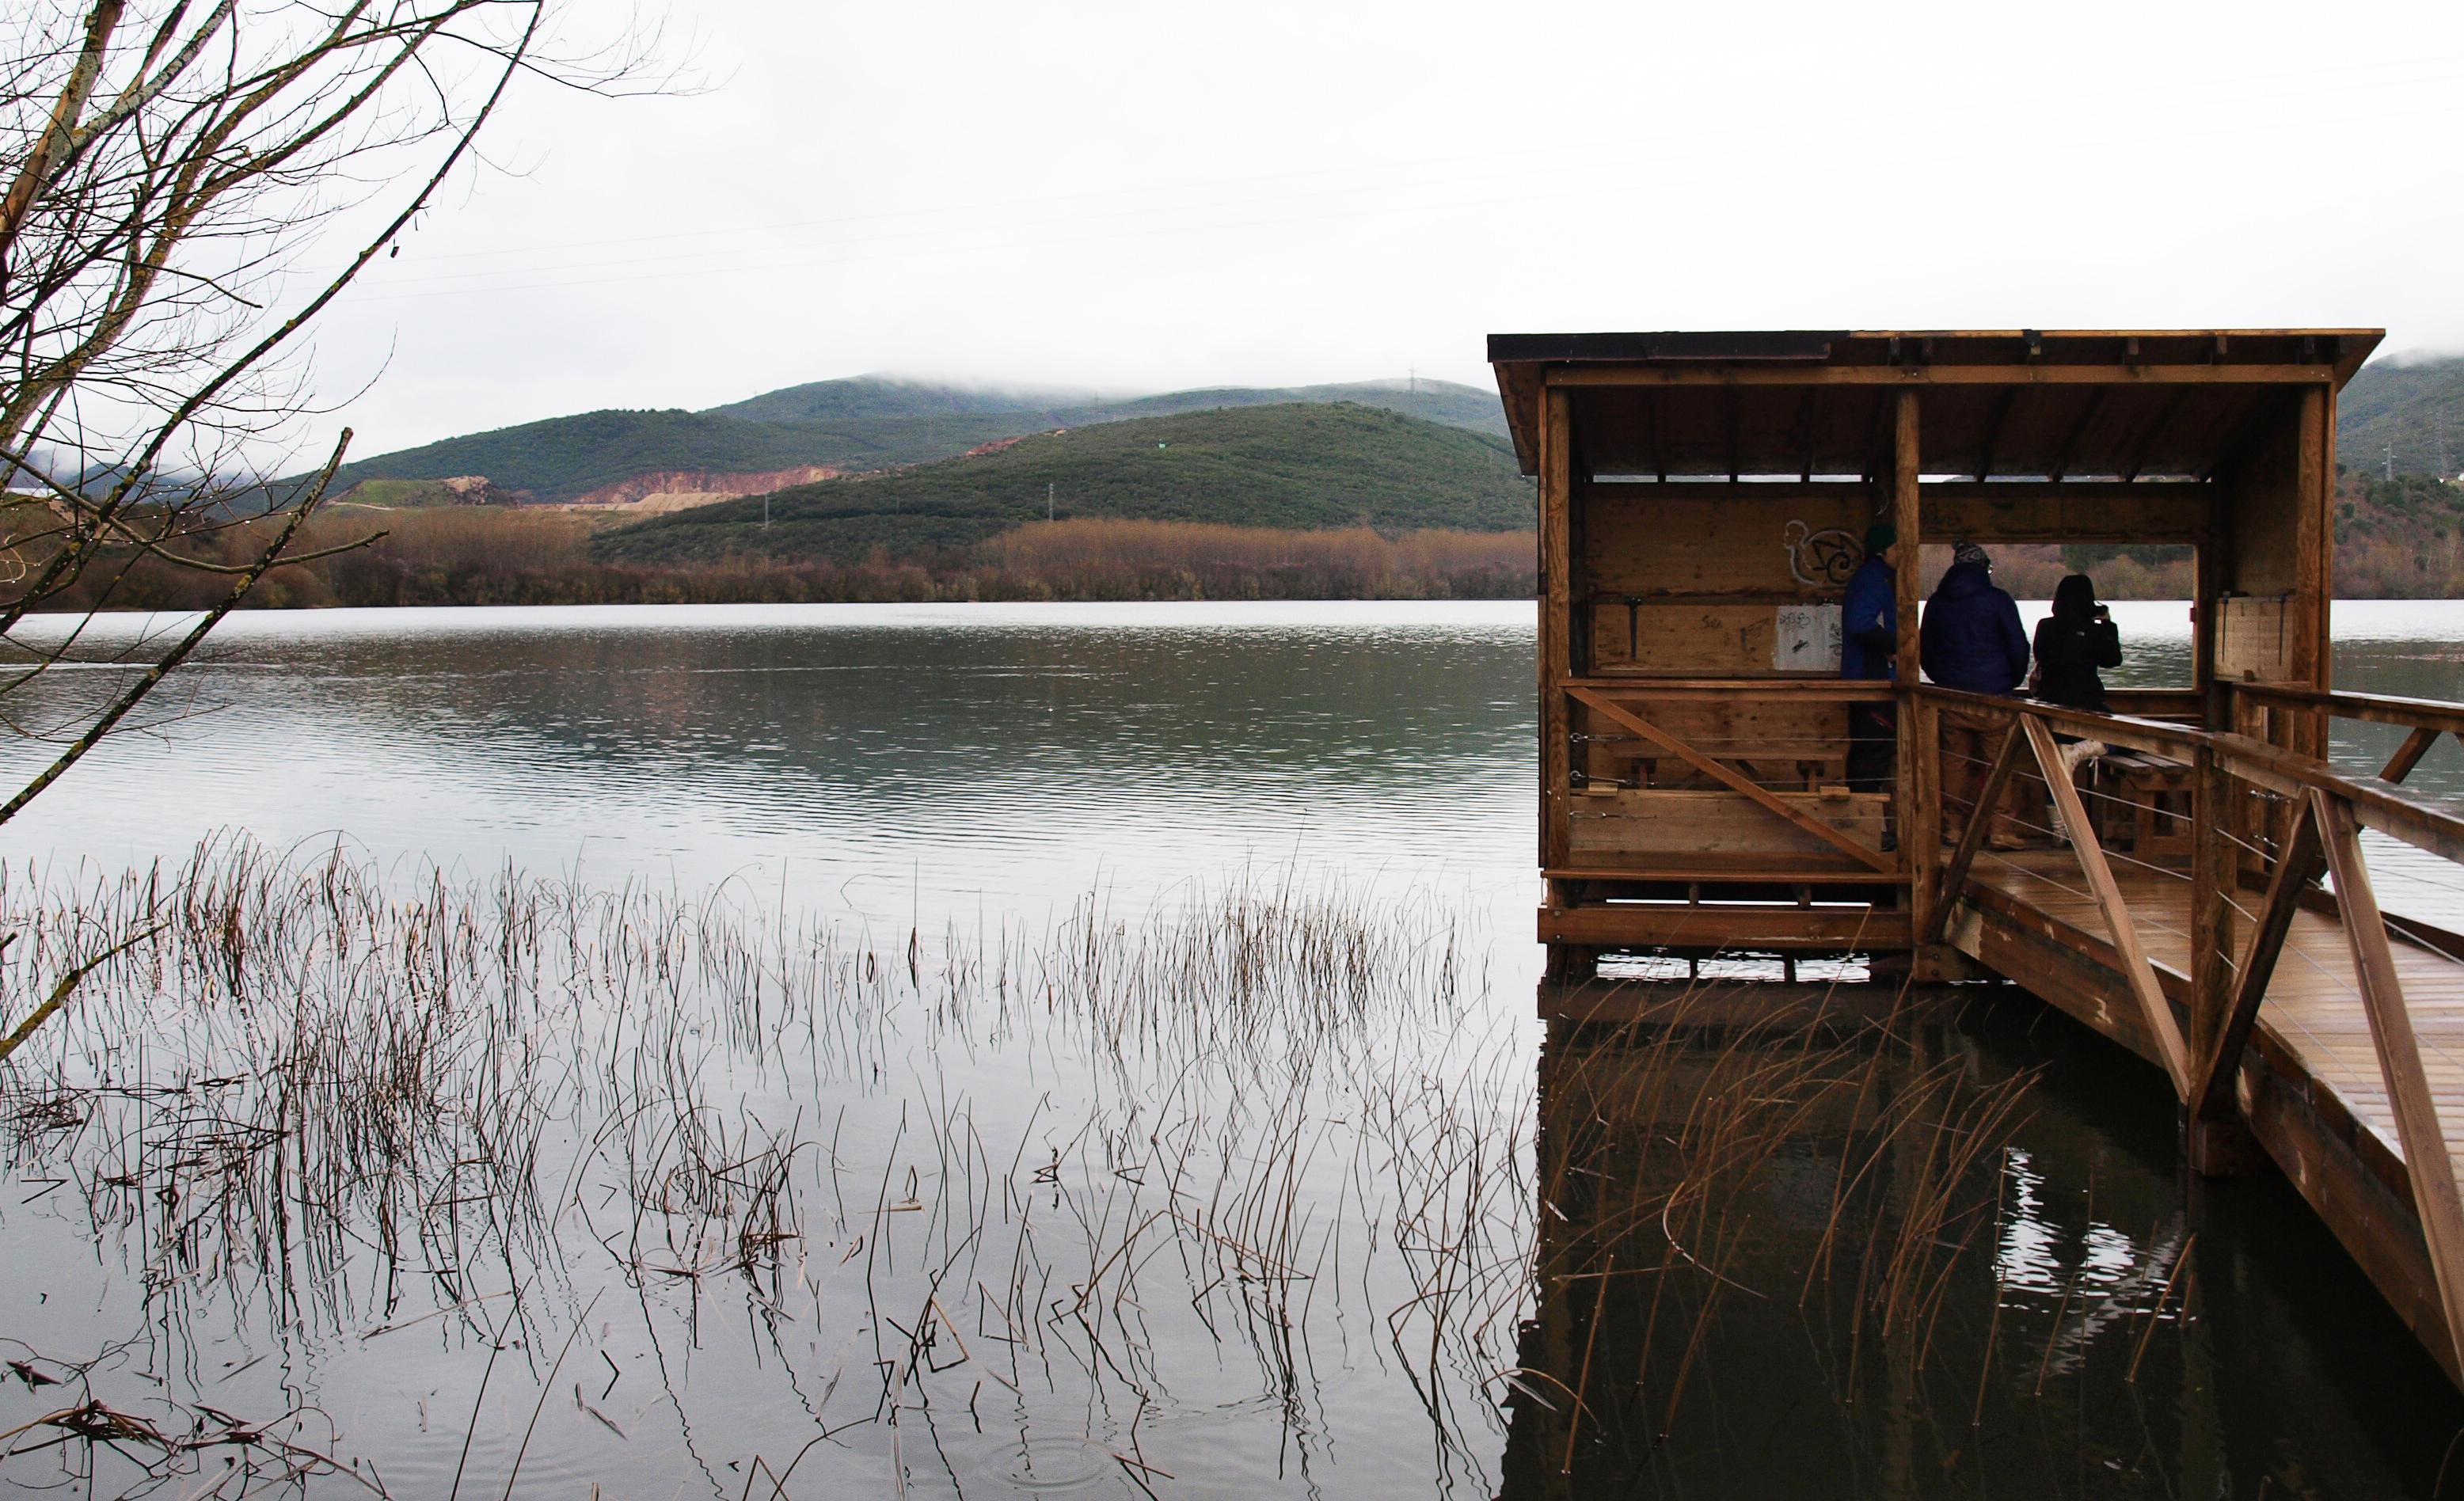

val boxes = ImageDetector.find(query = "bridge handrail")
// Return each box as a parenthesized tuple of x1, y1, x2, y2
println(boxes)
(1896, 681, 2464, 1374)
(2230, 682, 2464, 739)
(1910, 684, 2464, 866)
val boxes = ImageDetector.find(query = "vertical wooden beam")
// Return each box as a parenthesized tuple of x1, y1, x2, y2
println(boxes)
(1893, 393, 1935, 940)
(2192, 798, 2321, 1123)
(2291, 386, 2333, 758)
(2189, 743, 2236, 1071)
(2192, 534, 2224, 727)
(2024, 714, 2194, 1098)
(1924, 714, 2022, 944)
(1540, 384, 1573, 872)
(2314, 788, 2464, 1373)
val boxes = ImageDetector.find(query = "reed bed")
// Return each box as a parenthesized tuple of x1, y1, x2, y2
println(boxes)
(0, 837, 1534, 1497)
(0, 840, 2203, 1496)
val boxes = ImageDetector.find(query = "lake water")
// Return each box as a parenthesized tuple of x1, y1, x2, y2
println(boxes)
(0, 598, 2460, 1498)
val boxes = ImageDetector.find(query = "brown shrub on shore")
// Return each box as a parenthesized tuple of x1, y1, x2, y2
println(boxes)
(27, 506, 1538, 610)
(984, 519, 1533, 600)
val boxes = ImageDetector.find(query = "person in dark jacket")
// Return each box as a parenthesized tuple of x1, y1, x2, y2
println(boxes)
(1919, 542, 2030, 694)
(1922, 542, 2032, 847)
(2032, 573, 2122, 713)
(2029, 573, 2122, 842)
(1840, 523, 1899, 793)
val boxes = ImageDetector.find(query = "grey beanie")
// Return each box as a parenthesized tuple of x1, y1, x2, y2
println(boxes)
(1953, 540, 1991, 570)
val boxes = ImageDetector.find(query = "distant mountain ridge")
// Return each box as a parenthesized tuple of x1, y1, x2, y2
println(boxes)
(592, 401, 1534, 568)
(325, 374, 1508, 504)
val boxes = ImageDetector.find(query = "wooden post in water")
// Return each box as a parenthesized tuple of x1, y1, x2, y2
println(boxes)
(1538, 383, 1580, 982)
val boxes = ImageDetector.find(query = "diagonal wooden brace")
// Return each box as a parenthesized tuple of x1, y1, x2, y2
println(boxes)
(2382, 726, 2443, 785)
(2190, 796, 2323, 1122)
(2314, 788, 2464, 1377)
(1925, 714, 2026, 945)
(2023, 714, 2194, 1099)
(1569, 687, 1897, 873)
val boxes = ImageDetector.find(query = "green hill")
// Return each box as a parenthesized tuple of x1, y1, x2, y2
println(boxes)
(1059, 380, 1508, 435)
(2340, 356, 2464, 481)
(704, 375, 1103, 426)
(321, 374, 1509, 504)
(592, 402, 1534, 567)
(324, 408, 869, 502)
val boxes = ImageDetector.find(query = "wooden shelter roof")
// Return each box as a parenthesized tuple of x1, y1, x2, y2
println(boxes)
(1489, 329, 2384, 482)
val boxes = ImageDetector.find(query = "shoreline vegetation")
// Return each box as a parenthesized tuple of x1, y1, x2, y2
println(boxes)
(27, 507, 2462, 610)
(15, 467, 2463, 613)
(32, 510, 1542, 610)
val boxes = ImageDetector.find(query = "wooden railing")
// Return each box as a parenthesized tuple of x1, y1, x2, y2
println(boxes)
(1547, 671, 2464, 1370)
(1913, 682, 2464, 1367)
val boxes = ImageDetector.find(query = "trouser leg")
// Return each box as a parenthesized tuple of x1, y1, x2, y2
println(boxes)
(1846, 701, 1896, 794)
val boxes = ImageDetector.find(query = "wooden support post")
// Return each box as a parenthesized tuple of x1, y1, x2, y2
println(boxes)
(2290, 385, 2333, 761)
(2382, 727, 2443, 785)
(1892, 393, 1936, 940)
(2024, 715, 2194, 1098)
(2191, 797, 2321, 1123)
(1540, 386, 1572, 872)
(2185, 741, 2245, 1172)
(1568, 688, 1895, 872)
(2314, 788, 2464, 1374)
(1925, 715, 2023, 945)
(2189, 742, 2236, 1063)
(2193, 537, 2226, 728)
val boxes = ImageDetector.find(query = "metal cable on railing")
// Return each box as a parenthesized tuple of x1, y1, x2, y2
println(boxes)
(1933, 739, 2200, 889)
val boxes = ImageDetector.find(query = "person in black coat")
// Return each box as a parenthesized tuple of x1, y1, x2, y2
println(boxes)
(2031, 573, 2122, 843)
(1922, 542, 2032, 847)
(2031, 573, 2122, 713)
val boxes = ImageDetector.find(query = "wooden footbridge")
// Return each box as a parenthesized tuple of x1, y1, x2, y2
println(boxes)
(1489, 329, 2464, 1386)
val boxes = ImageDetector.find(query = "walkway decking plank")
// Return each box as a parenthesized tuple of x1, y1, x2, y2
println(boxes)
(1966, 848, 2464, 1171)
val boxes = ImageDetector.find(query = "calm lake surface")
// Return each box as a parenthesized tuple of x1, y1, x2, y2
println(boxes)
(1, 598, 2462, 1498)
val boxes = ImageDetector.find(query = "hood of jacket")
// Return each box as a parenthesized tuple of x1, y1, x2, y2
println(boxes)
(1932, 560, 1995, 600)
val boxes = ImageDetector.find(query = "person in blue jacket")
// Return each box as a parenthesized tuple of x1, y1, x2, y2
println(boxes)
(1840, 523, 1899, 794)
(1921, 541, 2032, 846)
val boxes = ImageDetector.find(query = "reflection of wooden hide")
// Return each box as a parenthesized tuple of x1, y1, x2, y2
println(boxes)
(1504, 1010, 2006, 1497)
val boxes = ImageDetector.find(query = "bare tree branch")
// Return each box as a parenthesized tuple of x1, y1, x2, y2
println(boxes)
(0, 424, 348, 826)
(0, 2, 664, 819)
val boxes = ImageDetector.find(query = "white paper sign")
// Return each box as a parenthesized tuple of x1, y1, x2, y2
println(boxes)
(1773, 604, 1842, 672)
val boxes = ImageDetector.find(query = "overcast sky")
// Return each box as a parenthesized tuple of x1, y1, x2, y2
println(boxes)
(298, 0, 2464, 458)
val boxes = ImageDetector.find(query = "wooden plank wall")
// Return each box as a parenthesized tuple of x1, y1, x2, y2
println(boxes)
(1577, 697, 1850, 791)
(1578, 492, 1873, 674)
(2215, 387, 2334, 754)
(1569, 788, 1888, 859)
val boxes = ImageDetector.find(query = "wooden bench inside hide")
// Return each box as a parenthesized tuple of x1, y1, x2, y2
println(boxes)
(2090, 750, 2193, 863)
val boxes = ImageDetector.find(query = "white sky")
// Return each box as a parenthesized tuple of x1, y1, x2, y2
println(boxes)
(298, 0, 2464, 458)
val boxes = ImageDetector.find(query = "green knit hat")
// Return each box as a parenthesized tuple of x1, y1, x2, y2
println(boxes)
(1864, 523, 1897, 553)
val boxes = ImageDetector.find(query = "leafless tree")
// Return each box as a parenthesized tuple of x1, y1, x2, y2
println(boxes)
(0, 1, 667, 826)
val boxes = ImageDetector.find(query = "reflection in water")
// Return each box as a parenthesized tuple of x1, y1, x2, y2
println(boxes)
(1506, 990, 2464, 1498)
(0, 602, 1541, 938)
(4, 601, 2464, 1493)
